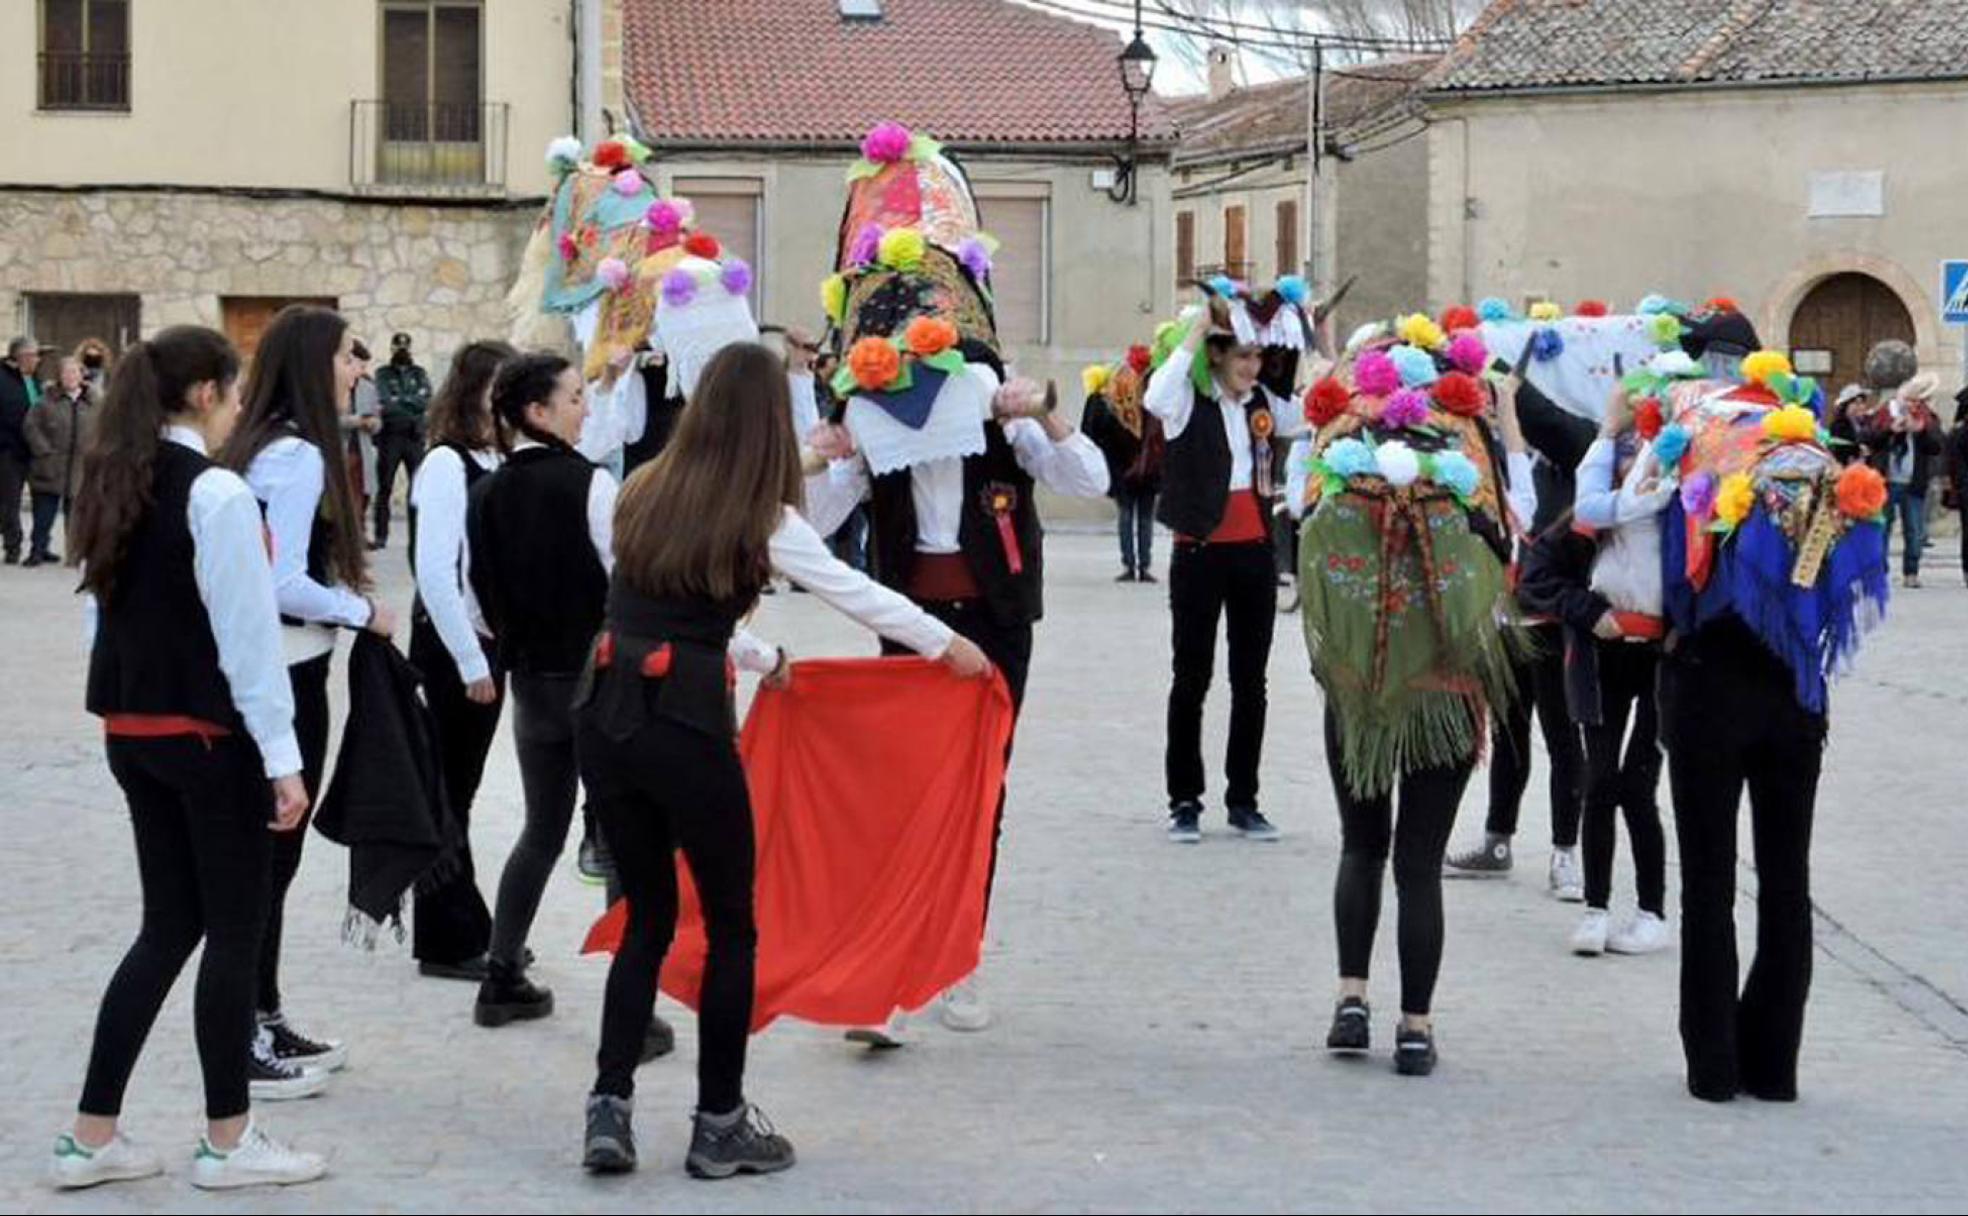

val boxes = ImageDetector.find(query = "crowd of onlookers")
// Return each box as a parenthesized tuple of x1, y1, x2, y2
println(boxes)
(1, 335, 108, 568)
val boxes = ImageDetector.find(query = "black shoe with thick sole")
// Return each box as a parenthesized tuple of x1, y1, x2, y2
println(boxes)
(686, 1103, 796, 1180)
(1227, 806, 1281, 842)
(419, 955, 491, 982)
(475, 962, 554, 1027)
(583, 1094, 636, 1174)
(639, 1015, 676, 1063)
(1167, 800, 1203, 844)
(1137, 570, 1158, 584)
(1326, 997, 1371, 1053)
(1115, 569, 1137, 583)
(1394, 1024, 1438, 1076)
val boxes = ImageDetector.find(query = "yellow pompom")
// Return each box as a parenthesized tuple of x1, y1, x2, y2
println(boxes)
(820, 273, 847, 324)
(1716, 471, 1756, 527)
(1740, 350, 1794, 388)
(1528, 301, 1563, 322)
(1396, 312, 1448, 351)
(1762, 405, 1818, 443)
(878, 227, 927, 271)
(1081, 364, 1113, 397)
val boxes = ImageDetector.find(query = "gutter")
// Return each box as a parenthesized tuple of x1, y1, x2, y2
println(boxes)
(1424, 71, 1968, 103)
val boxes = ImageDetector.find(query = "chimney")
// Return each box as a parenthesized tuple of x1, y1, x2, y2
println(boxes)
(1207, 45, 1236, 100)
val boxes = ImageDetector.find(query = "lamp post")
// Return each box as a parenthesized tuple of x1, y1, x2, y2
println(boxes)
(1108, 8, 1157, 206)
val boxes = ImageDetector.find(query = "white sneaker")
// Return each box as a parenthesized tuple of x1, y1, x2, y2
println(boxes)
(844, 1011, 912, 1050)
(937, 978, 992, 1032)
(1548, 848, 1585, 903)
(1607, 910, 1671, 955)
(48, 1131, 163, 1190)
(190, 1122, 327, 1190)
(1570, 908, 1610, 956)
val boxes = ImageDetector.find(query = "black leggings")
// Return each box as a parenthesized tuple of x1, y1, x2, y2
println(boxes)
(1327, 707, 1474, 1016)
(259, 651, 329, 1016)
(488, 672, 582, 968)
(1166, 539, 1276, 810)
(82, 736, 273, 1120)
(582, 714, 756, 1115)
(1581, 642, 1666, 914)
(1487, 623, 1584, 846)
(410, 615, 502, 964)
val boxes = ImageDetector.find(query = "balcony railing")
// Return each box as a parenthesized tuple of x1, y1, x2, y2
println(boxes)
(350, 100, 508, 193)
(38, 51, 130, 111)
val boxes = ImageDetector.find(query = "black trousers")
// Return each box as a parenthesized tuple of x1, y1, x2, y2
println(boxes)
(1582, 641, 1666, 914)
(409, 615, 501, 965)
(1487, 623, 1585, 846)
(489, 672, 583, 967)
(1115, 487, 1156, 575)
(1660, 620, 1824, 1101)
(83, 736, 272, 1120)
(582, 711, 755, 1115)
(0, 449, 25, 558)
(883, 597, 1032, 920)
(372, 424, 423, 545)
(259, 652, 329, 1016)
(30, 489, 67, 557)
(1325, 707, 1474, 1016)
(1165, 539, 1275, 811)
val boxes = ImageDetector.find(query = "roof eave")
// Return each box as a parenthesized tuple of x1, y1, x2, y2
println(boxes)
(635, 134, 1178, 160)
(1424, 70, 1968, 102)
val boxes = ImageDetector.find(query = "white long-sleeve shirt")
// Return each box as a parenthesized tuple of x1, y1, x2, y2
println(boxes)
(729, 506, 956, 672)
(244, 435, 372, 665)
(806, 421, 1108, 549)
(1143, 347, 1306, 494)
(410, 445, 501, 684)
(1573, 436, 1673, 615)
(788, 371, 823, 442)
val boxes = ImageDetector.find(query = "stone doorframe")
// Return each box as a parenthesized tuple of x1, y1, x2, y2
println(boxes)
(1763, 252, 1940, 372)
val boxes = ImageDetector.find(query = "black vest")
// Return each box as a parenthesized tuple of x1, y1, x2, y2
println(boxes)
(578, 577, 753, 743)
(466, 444, 609, 675)
(86, 442, 240, 728)
(1156, 382, 1262, 538)
(868, 423, 1044, 627)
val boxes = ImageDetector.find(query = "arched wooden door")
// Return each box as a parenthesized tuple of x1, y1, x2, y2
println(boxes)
(1786, 273, 1915, 392)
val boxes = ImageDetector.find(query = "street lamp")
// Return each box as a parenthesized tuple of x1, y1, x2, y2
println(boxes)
(1108, 17, 1157, 205)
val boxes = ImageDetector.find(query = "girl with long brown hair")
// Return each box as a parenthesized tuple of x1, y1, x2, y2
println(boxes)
(575, 341, 985, 1179)
(220, 304, 396, 1092)
(54, 325, 327, 1190)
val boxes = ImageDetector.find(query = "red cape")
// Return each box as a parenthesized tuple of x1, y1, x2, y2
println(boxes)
(582, 656, 1014, 1030)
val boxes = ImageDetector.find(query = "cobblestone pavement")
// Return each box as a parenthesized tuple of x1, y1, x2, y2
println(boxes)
(2, 528, 1965, 1212)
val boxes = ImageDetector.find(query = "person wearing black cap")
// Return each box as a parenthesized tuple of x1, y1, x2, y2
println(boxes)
(372, 331, 431, 551)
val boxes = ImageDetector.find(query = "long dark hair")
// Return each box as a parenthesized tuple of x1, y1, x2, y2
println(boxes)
(427, 339, 516, 453)
(71, 327, 241, 598)
(615, 343, 803, 604)
(219, 305, 368, 590)
(490, 352, 575, 450)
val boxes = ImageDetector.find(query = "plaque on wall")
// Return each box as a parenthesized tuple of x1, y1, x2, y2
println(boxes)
(1807, 171, 1885, 218)
(1792, 348, 1833, 375)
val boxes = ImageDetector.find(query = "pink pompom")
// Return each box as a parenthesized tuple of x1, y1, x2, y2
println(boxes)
(645, 200, 684, 235)
(611, 168, 643, 197)
(1447, 332, 1489, 376)
(660, 268, 697, 308)
(597, 257, 631, 291)
(861, 121, 914, 164)
(1382, 388, 1431, 429)
(720, 259, 753, 297)
(1354, 351, 1400, 398)
(848, 223, 883, 266)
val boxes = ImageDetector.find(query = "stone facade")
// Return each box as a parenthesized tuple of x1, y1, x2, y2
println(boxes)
(0, 189, 540, 364)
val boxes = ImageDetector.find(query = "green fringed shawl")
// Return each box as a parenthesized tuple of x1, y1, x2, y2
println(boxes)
(1299, 483, 1516, 798)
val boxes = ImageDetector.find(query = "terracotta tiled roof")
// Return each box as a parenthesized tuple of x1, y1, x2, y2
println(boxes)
(624, 0, 1175, 149)
(1432, 0, 1968, 93)
(1166, 57, 1435, 166)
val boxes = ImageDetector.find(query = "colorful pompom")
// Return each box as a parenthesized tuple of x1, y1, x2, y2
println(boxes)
(1397, 312, 1448, 352)
(1276, 275, 1309, 306)
(1762, 404, 1819, 443)
(820, 274, 847, 324)
(1432, 371, 1487, 417)
(1574, 299, 1610, 317)
(1836, 463, 1888, 519)
(905, 315, 958, 358)
(720, 259, 753, 297)
(546, 135, 583, 171)
(1323, 436, 1378, 479)
(1648, 313, 1683, 346)
(646, 199, 686, 235)
(1649, 350, 1701, 379)
(1478, 297, 1515, 323)
(1126, 344, 1153, 375)
(1680, 470, 1717, 517)
(684, 232, 722, 260)
(592, 140, 630, 171)
(878, 227, 926, 272)
(1081, 363, 1112, 398)
(861, 121, 914, 165)
(1715, 472, 1755, 528)
(1431, 449, 1480, 499)
(1740, 350, 1794, 388)
(596, 257, 631, 291)
(611, 168, 644, 197)
(848, 337, 903, 391)
(1530, 327, 1565, 362)
(557, 233, 579, 263)
(1634, 398, 1664, 440)
(659, 268, 697, 308)
(956, 236, 992, 282)
(1702, 296, 1740, 315)
(1305, 377, 1352, 427)
(1654, 422, 1692, 468)
(848, 223, 883, 267)
(1636, 294, 1682, 316)
(1208, 274, 1238, 299)
(1390, 344, 1440, 388)
(1446, 332, 1489, 376)
(1377, 440, 1421, 488)
(1353, 351, 1401, 397)
(1528, 301, 1562, 323)
(1382, 388, 1431, 429)
(1440, 306, 1481, 334)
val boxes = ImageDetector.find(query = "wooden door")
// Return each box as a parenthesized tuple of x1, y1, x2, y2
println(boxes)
(1175, 209, 1195, 285)
(1223, 204, 1247, 280)
(1787, 273, 1915, 392)
(23, 292, 140, 357)
(222, 297, 338, 362)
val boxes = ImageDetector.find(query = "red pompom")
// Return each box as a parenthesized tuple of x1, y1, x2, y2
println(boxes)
(1125, 344, 1152, 375)
(1574, 299, 1610, 317)
(592, 140, 629, 170)
(1440, 306, 1480, 334)
(1702, 296, 1739, 315)
(1305, 378, 1352, 427)
(1432, 371, 1486, 417)
(683, 232, 722, 260)
(1634, 398, 1664, 440)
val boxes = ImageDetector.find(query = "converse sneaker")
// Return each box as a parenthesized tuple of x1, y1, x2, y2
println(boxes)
(1548, 847, 1585, 902)
(686, 1103, 796, 1180)
(937, 978, 992, 1032)
(1167, 800, 1203, 844)
(844, 1010, 912, 1050)
(1445, 834, 1512, 877)
(190, 1122, 326, 1190)
(48, 1131, 163, 1190)
(1227, 807, 1282, 842)
(1394, 1023, 1438, 1076)
(582, 1094, 636, 1174)
(248, 1028, 331, 1101)
(1606, 910, 1671, 955)
(1570, 908, 1610, 956)
(261, 1013, 347, 1073)
(474, 959, 555, 1027)
(1326, 997, 1370, 1054)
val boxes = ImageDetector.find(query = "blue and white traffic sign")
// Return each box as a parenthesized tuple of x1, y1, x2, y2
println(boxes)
(1943, 260, 1968, 325)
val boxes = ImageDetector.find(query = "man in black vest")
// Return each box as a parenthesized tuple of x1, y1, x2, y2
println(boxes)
(1146, 290, 1309, 845)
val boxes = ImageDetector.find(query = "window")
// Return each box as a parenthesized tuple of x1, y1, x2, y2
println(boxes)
(38, 0, 129, 111)
(369, 2, 487, 185)
(1175, 209, 1196, 285)
(23, 293, 140, 358)
(975, 185, 1050, 346)
(673, 177, 763, 313)
(1275, 199, 1299, 279)
(221, 297, 338, 363)
(1223, 204, 1248, 280)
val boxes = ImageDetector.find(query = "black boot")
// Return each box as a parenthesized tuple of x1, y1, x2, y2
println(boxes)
(474, 958, 554, 1027)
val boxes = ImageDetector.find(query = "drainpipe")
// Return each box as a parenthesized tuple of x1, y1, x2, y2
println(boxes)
(575, 0, 603, 145)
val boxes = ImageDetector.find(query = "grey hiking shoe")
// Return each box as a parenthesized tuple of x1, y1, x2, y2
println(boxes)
(686, 1103, 795, 1180)
(583, 1094, 636, 1174)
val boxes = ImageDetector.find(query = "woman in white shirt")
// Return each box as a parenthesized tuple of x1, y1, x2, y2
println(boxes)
(575, 341, 986, 1179)
(406, 339, 513, 980)
(220, 305, 397, 1092)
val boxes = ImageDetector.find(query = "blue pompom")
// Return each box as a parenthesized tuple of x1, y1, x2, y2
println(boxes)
(1390, 344, 1440, 388)
(1208, 275, 1237, 298)
(1478, 297, 1514, 322)
(1276, 275, 1309, 305)
(1654, 423, 1691, 467)
(1530, 327, 1565, 362)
